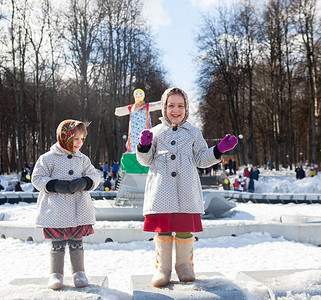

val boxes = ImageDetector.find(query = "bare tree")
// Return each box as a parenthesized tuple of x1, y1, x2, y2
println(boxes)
(294, 0, 319, 166)
(196, 7, 245, 164)
(9, 0, 29, 172)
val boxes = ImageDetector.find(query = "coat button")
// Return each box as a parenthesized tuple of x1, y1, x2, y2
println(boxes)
(68, 170, 74, 175)
(173, 126, 178, 131)
(171, 141, 176, 145)
(171, 171, 177, 177)
(171, 154, 176, 160)
(67, 155, 72, 159)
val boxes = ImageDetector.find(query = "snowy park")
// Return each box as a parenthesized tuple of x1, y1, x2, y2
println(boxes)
(1, 168, 321, 299)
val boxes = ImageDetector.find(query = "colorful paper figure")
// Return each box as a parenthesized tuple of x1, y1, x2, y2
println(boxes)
(115, 89, 161, 152)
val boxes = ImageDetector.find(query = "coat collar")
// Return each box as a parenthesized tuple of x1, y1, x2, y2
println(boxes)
(51, 142, 82, 157)
(160, 118, 192, 130)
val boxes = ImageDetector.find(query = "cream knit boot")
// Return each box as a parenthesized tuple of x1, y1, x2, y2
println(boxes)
(175, 235, 195, 282)
(152, 235, 173, 287)
(48, 251, 65, 290)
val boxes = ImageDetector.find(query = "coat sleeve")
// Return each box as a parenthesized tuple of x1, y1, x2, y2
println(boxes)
(31, 154, 54, 193)
(136, 139, 156, 167)
(193, 129, 221, 168)
(82, 156, 101, 191)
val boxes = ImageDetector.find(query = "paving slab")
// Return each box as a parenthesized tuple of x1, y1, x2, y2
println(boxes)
(5, 276, 130, 300)
(131, 272, 246, 299)
(236, 269, 321, 298)
(9, 275, 109, 287)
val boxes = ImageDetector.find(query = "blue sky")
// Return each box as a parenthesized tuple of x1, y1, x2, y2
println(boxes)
(142, 0, 222, 126)
(142, 0, 221, 95)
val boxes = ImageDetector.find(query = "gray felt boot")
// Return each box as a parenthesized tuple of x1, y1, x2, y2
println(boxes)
(48, 251, 65, 290)
(70, 249, 88, 288)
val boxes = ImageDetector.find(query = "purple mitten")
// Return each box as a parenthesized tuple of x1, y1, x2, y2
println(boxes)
(139, 129, 153, 146)
(217, 134, 238, 153)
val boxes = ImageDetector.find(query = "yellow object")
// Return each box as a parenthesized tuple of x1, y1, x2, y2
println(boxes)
(224, 178, 230, 185)
(133, 89, 145, 103)
(26, 174, 31, 180)
(105, 187, 110, 191)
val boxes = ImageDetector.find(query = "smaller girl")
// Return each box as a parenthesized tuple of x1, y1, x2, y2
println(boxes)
(32, 120, 100, 290)
(136, 87, 238, 287)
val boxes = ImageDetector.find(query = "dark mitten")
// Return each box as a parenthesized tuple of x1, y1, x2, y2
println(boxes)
(54, 180, 72, 194)
(69, 177, 89, 193)
(46, 180, 58, 192)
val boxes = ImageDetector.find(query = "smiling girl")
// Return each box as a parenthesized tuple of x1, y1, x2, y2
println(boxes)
(136, 87, 238, 287)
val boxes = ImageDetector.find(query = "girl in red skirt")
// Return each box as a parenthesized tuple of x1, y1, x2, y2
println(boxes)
(136, 87, 238, 287)
(32, 120, 100, 289)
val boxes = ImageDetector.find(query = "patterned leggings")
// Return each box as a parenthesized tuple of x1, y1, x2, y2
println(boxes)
(51, 237, 83, 252)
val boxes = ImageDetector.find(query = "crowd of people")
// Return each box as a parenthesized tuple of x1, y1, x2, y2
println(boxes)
(99, 160, 120, 191)
(220, 165, 260, 193)
(295, 160, 318, 180)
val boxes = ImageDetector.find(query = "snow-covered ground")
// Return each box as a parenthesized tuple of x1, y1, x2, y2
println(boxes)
(1, 168, 321, 299)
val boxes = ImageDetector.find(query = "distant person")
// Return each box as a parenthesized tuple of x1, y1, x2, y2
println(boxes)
(220, 169, 228, 183)
(103, 162, 109, 180)
(0, 180, 4, 191)
(298, 166, 305, 179)
(250, 166, 260, 181)
(5, 182, 14, 191)
(112, 161, 119, 179)
(31, 119, 100, 290)
(198, 167, 204, 177)
(310, 168, 317, 177)
(243, 167, 250, 179)
(233, 160, 237, 174)
(234, 176, 240, 191)
(241, 176, 247, 191)
(267, 160, 271, 169)
(295, 165, 300, 179)
(15, 181, 23, 192)
(136, 87, 238, 287)
(29, 162, 34, 179)
(24, 161, 30, 170)
(228, 159, 233, 175)
(248, 178, 255, 193)
(103, 177, 112, 191)
(223, 177, 230, 190)
(21, 168, 29, 183)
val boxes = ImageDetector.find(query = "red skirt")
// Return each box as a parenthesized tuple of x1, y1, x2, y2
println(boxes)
(43, 225, 94, 240)
(143, 213, 203, 233)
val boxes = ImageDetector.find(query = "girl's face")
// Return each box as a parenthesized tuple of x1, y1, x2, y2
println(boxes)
(166, 93, 186, 125)
(72, 130, 85, 153)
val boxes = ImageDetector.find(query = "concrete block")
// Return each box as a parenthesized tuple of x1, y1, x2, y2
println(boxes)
(90, 191, 102, 199)
(292, 194, 306, 202)
(241, 193, 253, 200)
(280, 215, 321, 224)
(236, 269, 321, 298)
(9, 276, 108, 288)
(131, 272, 245, 299)
(279, 194, 293, 204)
(5, 276, 133, 300)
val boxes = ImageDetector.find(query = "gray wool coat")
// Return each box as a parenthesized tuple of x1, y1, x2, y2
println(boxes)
(136, 119, 221, 216)
(32, 143, 100, 228)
